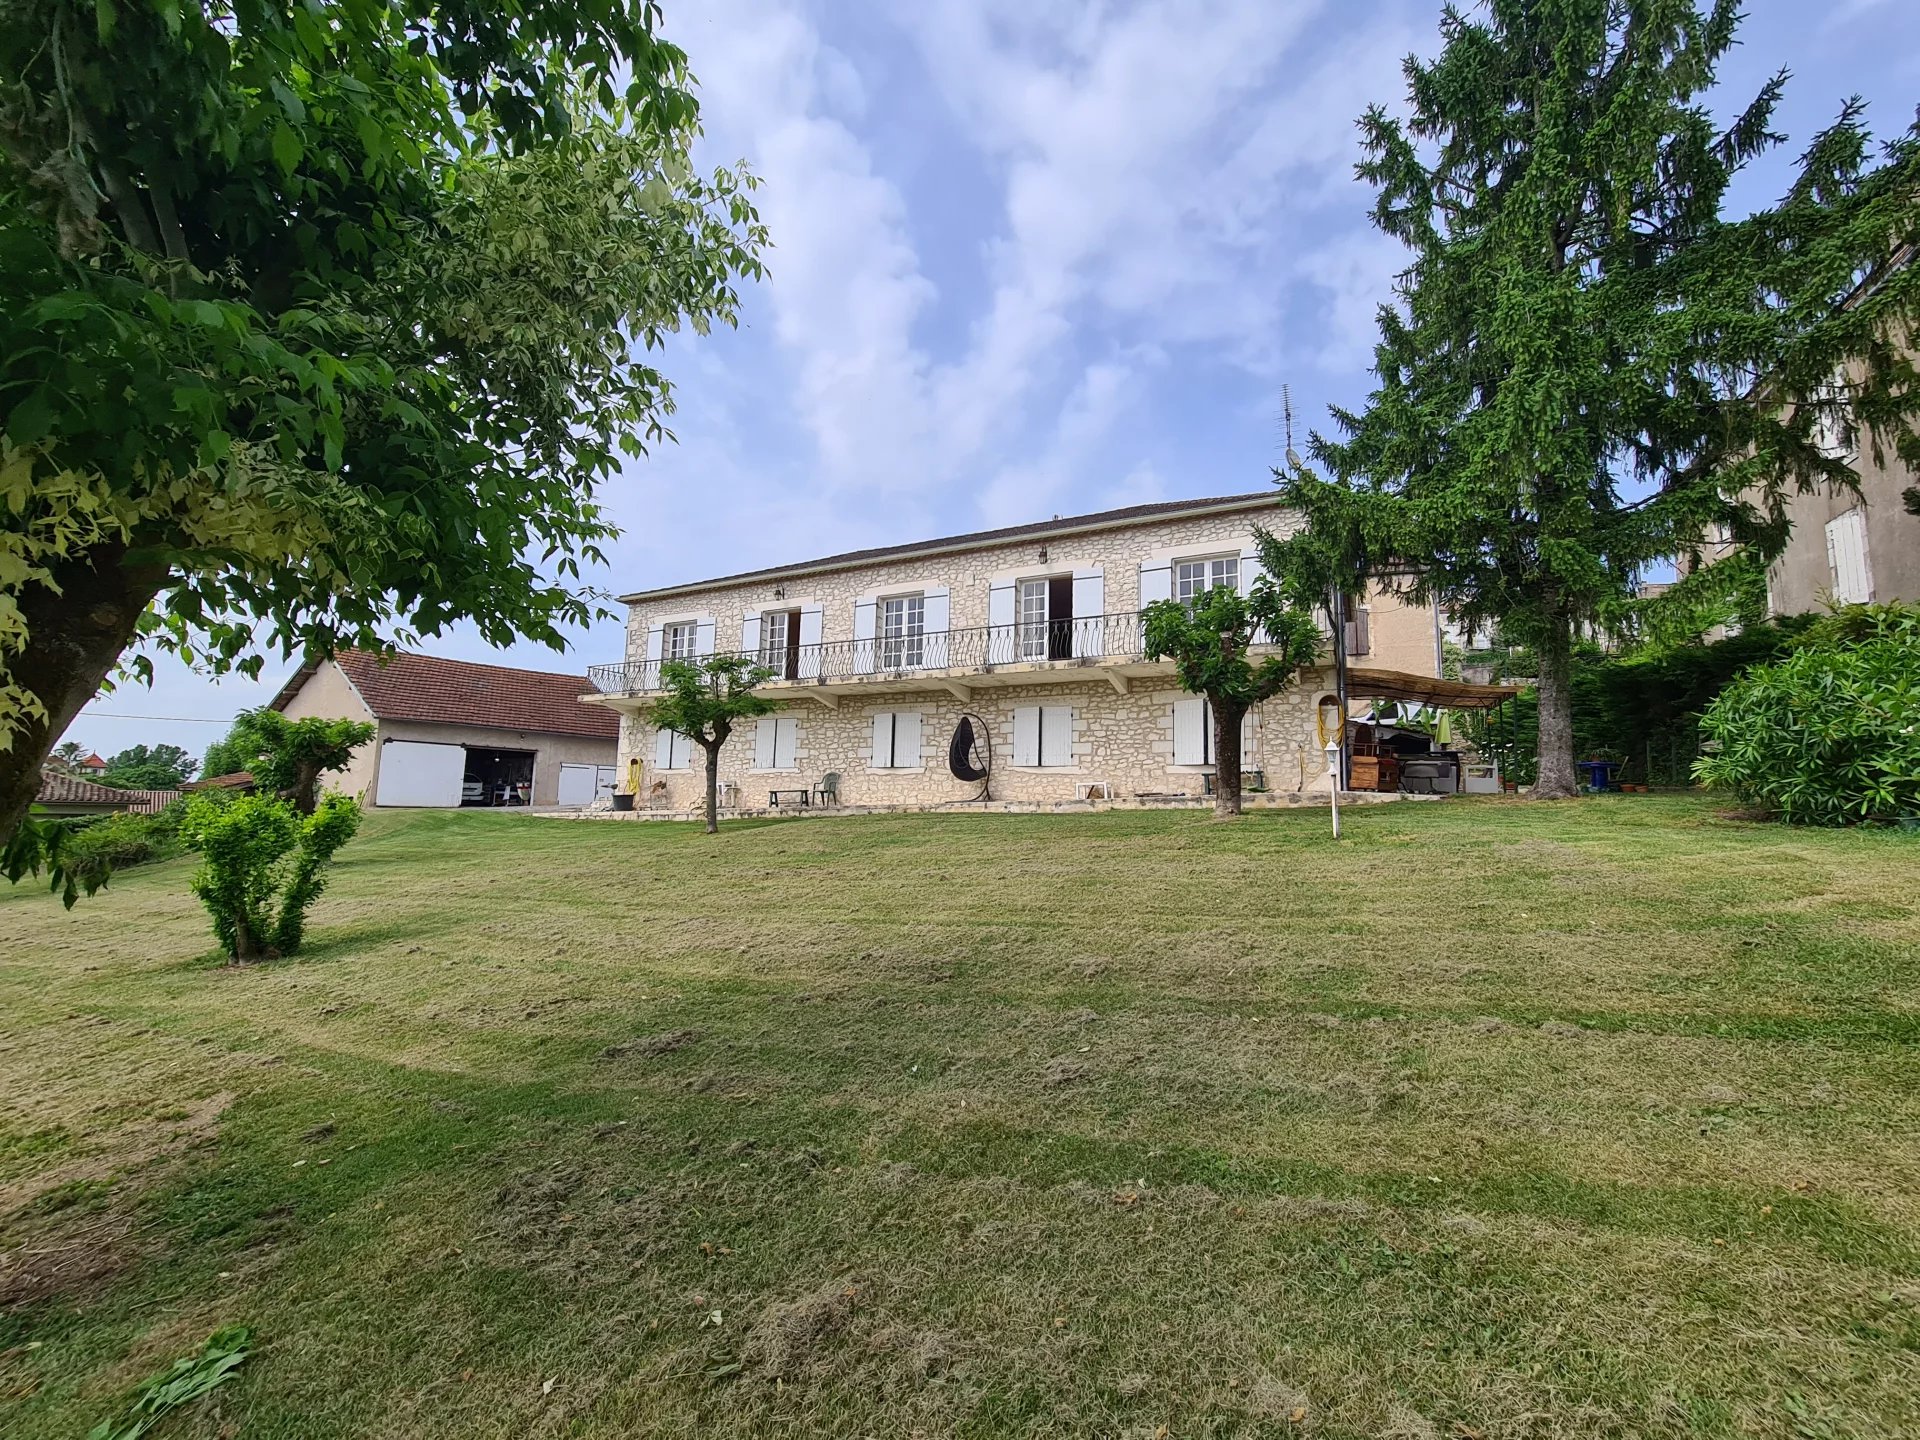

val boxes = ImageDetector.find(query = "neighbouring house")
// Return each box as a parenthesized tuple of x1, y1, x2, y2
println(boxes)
(269, 650, 620, 809)
(183, 770, 258, 794)
(587, 492, 1509, 810)
(76, 752, 109, 776)
(34, 772, 178, 817)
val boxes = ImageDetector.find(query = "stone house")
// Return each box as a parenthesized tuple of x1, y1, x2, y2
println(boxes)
(271, 650, 619, 809)
(587, 492, 1449, 809)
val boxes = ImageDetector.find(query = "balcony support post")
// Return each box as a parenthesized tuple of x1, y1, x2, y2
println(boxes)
(1106, 671, 1131, 696)
(940, 680, 972, 703)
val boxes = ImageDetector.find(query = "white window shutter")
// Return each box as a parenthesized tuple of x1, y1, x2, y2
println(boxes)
(896, 711, 923, 767)
(741, 612, 761, 655)
(1072, 568, 1105, 657)
(754, 716, 778, 770)
(644, 623, 664, 664)
(1012, 706, 1041, 766)
(853, 597, 877, 674)
(654, 727, 675, 770)
(797, 605, 824, 678)
(988, 581, 1016, 663)
(1239, 542, 1263, 595)
(782, 716, 800, 768)
(922, 587, 950, 668)
(1173, 697, 1207, 765)
(1040, 706, 1073, 767)
(1825, 509, 1872, 604)
(1242, 708, 1257, 763)
(1139, 560, 1173, 606)
(871, 712, 894, 768)
(694, 616, 717, 657)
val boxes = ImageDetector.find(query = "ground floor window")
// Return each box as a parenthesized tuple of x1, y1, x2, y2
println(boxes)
(1011, 705, 1073, 767)
(1172, 698, 1256, 767)
(754, 714, 799, 771)
(870, 711, 924, 769)
(653, 728, 694, 771)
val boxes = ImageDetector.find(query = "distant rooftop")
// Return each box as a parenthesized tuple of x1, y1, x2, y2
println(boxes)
(619, 491, 1286, 602)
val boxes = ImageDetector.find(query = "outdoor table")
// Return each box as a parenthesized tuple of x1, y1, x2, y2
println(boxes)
(768, 789, 811, 808)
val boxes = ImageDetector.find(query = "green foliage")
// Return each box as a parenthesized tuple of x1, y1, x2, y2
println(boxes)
(180, 791, 360, 958)
(1695, 605, 1920, 825)
(101, 742, 197, 789)
(1, 812, 107, 907)
(648, 655, 773, 833)
(0, 0, 768, 829)
(199, 713, 272, 780)
(210, 706, 373, 811)
(1289, 0, 1920, 795)
(85, 1325, 251, 1440)
(1142, 581, 1320, 814)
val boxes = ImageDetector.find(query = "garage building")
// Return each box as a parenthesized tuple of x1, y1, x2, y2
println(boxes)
(272, 650, 620, 809)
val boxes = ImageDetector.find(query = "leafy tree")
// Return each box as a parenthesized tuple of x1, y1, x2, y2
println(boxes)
(0, 0, 768, 848)
(179, 791, 361, 960)
(48, 740, 86, 773)
(1289, 0, 1920, 798)
(648, 656, 773, 834)
(102, 742, 197, 789)
(198, 716, 269, 782)
(1142, 582, 1321, 817)
(205, 707, 373, 813)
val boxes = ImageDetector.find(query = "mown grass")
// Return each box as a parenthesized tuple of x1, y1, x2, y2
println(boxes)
(2, 795, 1917, 1438)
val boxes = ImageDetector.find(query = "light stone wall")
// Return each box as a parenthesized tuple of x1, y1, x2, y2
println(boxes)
(1356, 580, 1443, 677)
(276, 659, 381, 801)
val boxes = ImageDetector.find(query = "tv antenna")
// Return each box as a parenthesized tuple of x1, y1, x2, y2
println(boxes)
(1283, 385, 1304, 472)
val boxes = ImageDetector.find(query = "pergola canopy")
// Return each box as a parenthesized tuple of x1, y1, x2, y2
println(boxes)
(1344, 667, 1519, 711)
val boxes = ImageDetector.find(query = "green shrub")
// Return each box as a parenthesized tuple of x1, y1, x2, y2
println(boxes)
(179, 792, 362, 960)
(1694, 605, 1920, 826)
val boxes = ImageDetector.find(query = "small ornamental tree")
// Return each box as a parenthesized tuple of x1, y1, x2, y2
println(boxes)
(1142, 581, 1320, 817)
(214, 707, 374, 814)
(648, 656, 773, 834)
(179, 791, 361, 961)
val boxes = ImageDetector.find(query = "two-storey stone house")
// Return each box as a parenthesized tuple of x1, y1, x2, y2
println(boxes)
(585, 492, 1442, 809)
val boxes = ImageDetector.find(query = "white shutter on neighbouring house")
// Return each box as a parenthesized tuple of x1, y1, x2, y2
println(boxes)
(1012, 706, 1041, 767)
(1040, 706, 1073, 768)
(1172, 697, 1208, 765)
(1825, 509, 1873, 604)
(741, 612, 761, 655)
(797, 605, 824, 678)
(1072, 568, 1105, 657)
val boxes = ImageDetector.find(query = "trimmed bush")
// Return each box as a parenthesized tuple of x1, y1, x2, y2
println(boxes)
(179, 792, 362, 960)
(1694, 605, 1920, 826)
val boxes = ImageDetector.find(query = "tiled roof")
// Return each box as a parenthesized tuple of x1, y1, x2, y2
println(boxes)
(36, 773, 179, 812)
(185, 770, 256, 790)
(287, 650, 618, 741)
(619, 490, 1288, 601)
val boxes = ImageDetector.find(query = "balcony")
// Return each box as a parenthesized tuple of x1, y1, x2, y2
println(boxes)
(586, 611, 1194, 707)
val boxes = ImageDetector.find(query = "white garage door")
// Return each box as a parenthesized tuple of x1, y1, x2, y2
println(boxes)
(376, 741, 466, 808)
(557, 763, 619, 807)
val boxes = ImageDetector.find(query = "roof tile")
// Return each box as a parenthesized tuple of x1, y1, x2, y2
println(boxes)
(327, 650, 619, 741)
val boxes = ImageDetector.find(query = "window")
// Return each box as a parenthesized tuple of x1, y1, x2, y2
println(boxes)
(753, 715, 799, 771)
(1172, 697, 1257, 767)
(1017, 575, 1076, 660)
(1011, 705, 1073, 767)
(760, 608, 801, 680)
(653, 727, 693, 771)
(663, 620, 699, 661)
(1175, 555, 1239, 605)
(879, 593, 925, 669)
(1343, 606, 1371, 657)
(1811, 369, 1856, 464)
(1017, 578, 1050, 660)
(1825, 508, 1873, 604)
(870, 711, 924, 769)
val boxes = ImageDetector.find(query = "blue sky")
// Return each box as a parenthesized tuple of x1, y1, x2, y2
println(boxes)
(74, 0, 1920, 765)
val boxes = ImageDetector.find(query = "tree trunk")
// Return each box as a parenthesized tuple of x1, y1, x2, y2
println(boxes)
(1212, 698, 1246, 818)
(231, 912, 260, 963)
(291, 759, 322, 815)
(0, 546, 169, 845)
(1533, 614, 1578, 799)
(701, 739, 721, 834)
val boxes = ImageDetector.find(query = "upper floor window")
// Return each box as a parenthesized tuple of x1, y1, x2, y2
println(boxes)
(663, 620, 699, 661)
(879, 593, 925, 669)
(1175, 555, 1239, 604)
(760, 608, 801, 680)
(1017, 575, 1077, 661)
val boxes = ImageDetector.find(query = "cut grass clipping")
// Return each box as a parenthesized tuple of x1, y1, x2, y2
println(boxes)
(85, 1326, 251, 1440)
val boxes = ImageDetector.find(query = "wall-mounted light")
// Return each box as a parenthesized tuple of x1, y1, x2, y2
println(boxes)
(773, 585, 786, 600)
(1037, 546, 1049, 563)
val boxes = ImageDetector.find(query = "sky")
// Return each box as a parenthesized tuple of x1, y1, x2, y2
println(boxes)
(70, 0, 1920, 766)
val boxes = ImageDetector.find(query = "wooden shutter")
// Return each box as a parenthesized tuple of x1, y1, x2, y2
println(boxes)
(1040, 706, 1073, 767)
(895, 711, 923, 767)
(871, 712, 895, 769)
(988, 581, 1016, 663)
(1012, 706, 1041, 766)
(797, 605, 824, 678)
(1825, 509, 1872, 604)
(1072, 569, 1105, 657)
(922, 587, 950, 668)
(853, 597, 877, 674)
(1172, 698, 1208, 765)
(754, 716, 778, 770)
(741, 611, 761, 655)
(1344, 607, 1371, 656)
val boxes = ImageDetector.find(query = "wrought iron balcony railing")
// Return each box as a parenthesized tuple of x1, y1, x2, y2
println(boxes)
(589, 611, 1162, 696)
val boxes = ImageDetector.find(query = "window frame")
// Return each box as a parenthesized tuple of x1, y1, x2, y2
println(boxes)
(662, 619, 699, 662)
(869, 710, 924, 770)
(878, 592, 926, 670)
(1174, 554, 1240, 605)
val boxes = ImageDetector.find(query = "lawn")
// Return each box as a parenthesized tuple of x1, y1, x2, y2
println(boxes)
(2, 796, 1917, 1439)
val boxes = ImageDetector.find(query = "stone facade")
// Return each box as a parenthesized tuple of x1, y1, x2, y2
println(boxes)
(600, 496, 1433, 808)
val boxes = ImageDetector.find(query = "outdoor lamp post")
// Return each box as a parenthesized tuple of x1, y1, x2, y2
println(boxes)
(1325, 735, 1342, 839)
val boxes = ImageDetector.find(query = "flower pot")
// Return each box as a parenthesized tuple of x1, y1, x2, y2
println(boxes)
(611, 791, 635, 812)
